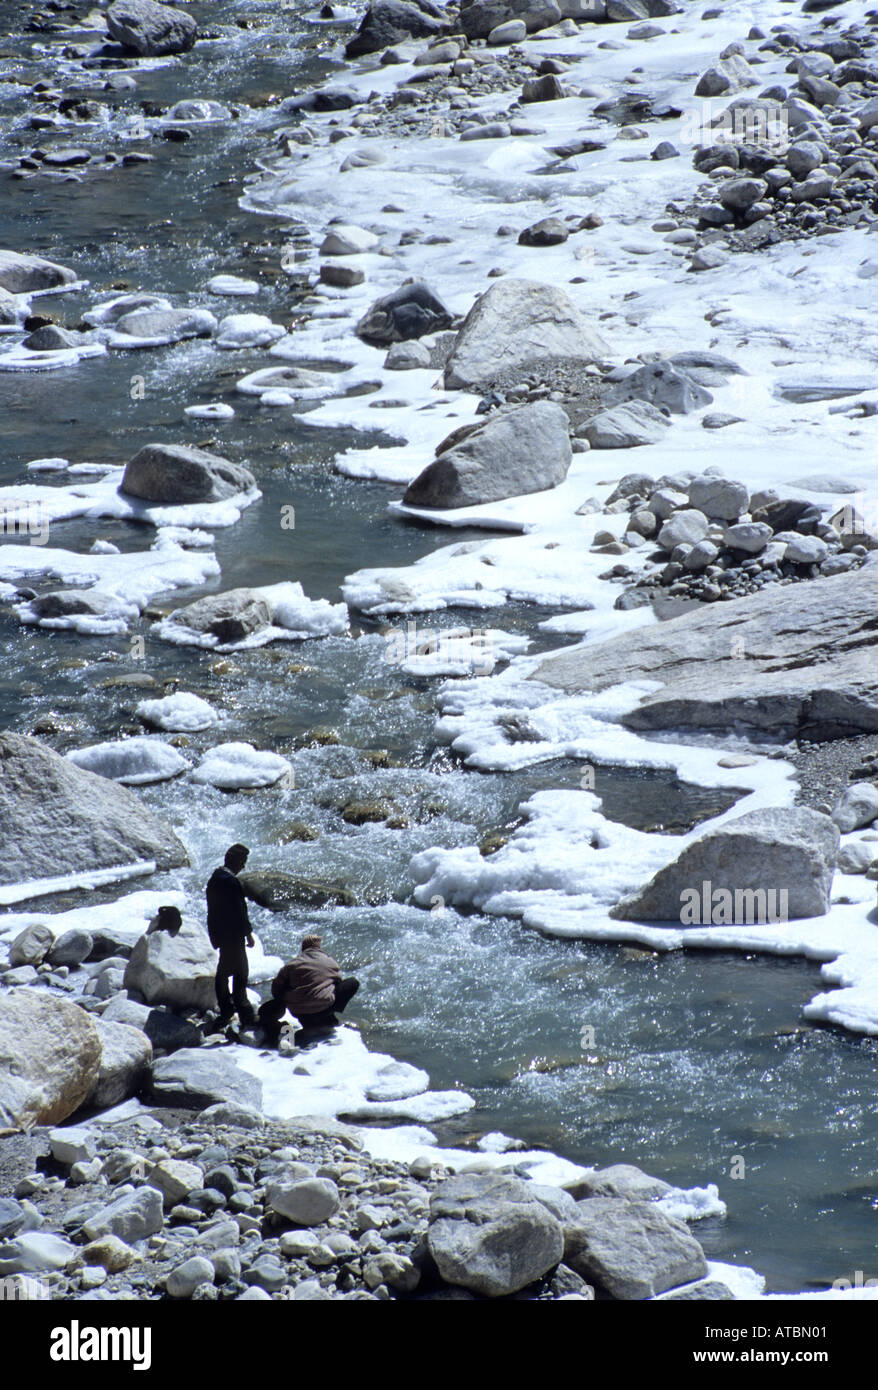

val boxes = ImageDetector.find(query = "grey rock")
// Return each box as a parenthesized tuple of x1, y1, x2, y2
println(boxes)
(23, 325, 80, 351)
(0, 249, 77, 294)
(244, 1256, 286, 1292)
(29, 590, 126, 620)
(166, 1256, 215, 1298)
(565, 1164, 672, 1202)
(345, 0, 449, 58)
(83, 1187, 164, 1243)
(837, 839, 878, 875)
(267, 1177, 341, 1225)
(659, 1279, 734, 1300)
(532, 565, 878, 740)
(518, 217, 569, 247)
(48, 929, 93, 969)
(0, 732, 186, 884)
(238, 870, 355, 911)
(606, 362, 712, 415)
(150, 1050, 263, 1110)
(683, 540, 720, 571)
(124, 919, 216, 1011)
(786, 141, 823, 178)
(428, 1172, 564, 1297)
(200, 1102, 265, 1130)
(690, 246, 729, 271)
(88, 1018, 152, 1108)
(784, 534, 827, 565)
(9, 924, 54, 968)
(403, 401, 571, 510)
(565, 1197, 708, 1298)
(0, 989, 102, 1130)
(831, 783, 878, 834)
(612, 806, 838, 922)
(775, 376, 878, 404)
(149, 1159, 204, 1206)
(520, 74, 564, 103)
(0, 1198, 26, 1241)
(444, 279, 608, 392)
(356, 281, 452, 346)
(695, 55, 757, 98)
(105, 0, 197, 56)
(0, 1231, 76, 1276)
(111, 307, 216, 344)
(143, 1008, 202, 1052)
(461, 0, 560, 39)
(718, 177, 768, 211)
(384, 340, 431, 370)
(488, 19, 527, 42)
(580, 400, 671, 449)
(120, 443, 255, 505)
(686, 475, 748, 521)
(657, 510, 709, 551)
(724, 521, 773, 554)
(161, 588, 272, 645)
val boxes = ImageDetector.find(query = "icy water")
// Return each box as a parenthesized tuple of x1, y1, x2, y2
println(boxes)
(2, 0, 878, 1294)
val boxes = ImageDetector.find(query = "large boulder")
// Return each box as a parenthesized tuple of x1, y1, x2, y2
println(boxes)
(531, 565, 878, 741)
(427, 1172, 564, 1296)
(124, 919, 217, 1011)
(345, 0, 450, 57)
(611, 807, 839, 923)
(356, 282, 452, 347)
(106, 0, 197, 55)
(460, 0, 561, 38)
(605, 362, 713, 415)
(0, 733, 187, 886)
(403, 401, 571, 510)
(444, 280, 608, 392)
(0, 991, 102, 1130)
(579, 400, 671, 449)
(159, 589, 272, 645)
(0, 249, 77, 294)
(150, 1049, 264, 1110)
(87, 1019, 153, 1109)
(564, 1198, 708, 1299)
(119, 443, 255, 505)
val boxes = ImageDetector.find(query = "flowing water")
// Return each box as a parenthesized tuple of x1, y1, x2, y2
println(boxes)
(2, 0, 877, 1294)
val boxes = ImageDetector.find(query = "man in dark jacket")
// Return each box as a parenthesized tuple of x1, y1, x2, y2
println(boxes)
(206, 844, 256, 1029)
(258, 934, 359, 1044)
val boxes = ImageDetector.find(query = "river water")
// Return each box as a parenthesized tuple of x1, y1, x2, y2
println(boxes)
(2, 0, 877, 1294)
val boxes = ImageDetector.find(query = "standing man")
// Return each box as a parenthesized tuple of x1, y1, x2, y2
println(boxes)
(206, 843, 256, 1031)
(258, 934, 359, 1045)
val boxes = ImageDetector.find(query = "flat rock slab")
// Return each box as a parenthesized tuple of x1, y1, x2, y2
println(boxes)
(150, 1049, 263, 1110)
(531, 563, 878, 741)
(564, 1197, 708, 1299)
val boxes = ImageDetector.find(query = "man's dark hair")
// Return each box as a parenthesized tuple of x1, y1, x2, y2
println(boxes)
(301, 934, 322, 950)
(224, 843, 249, 870)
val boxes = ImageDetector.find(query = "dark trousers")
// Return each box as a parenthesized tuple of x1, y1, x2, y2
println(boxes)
(258, 977, 359, 1038)
(215, 938, 255, 1025)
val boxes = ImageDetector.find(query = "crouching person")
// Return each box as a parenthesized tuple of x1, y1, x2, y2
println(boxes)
(258, 934, 359, 1045)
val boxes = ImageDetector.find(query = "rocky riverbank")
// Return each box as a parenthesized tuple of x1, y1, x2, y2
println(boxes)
(0, 1103, 744, 1302)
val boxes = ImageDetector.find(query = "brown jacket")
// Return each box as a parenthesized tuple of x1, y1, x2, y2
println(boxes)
(272, 948, 340, 1015)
